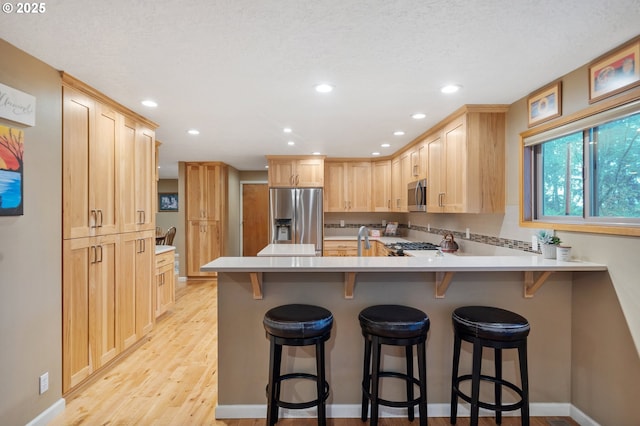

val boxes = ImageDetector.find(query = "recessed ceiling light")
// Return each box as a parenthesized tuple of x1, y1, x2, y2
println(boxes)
(283, 127, 292, 133)
(141, 100, 158, 107)
(441, 84, 461, 94)
(312, 151, 321, 155)
(393, 131, 405, 136)
(371, 152, 381, 156)
(187, 129, 200, 135)
(287, 141, 295, 146)
(314, 83, 334, 93)
(265, 165, 269, 169)
(411, 113, 426, 119)
(381, 143, 391, 148)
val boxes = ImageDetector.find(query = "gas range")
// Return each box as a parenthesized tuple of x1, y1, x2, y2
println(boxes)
(386, 242, 440, 256)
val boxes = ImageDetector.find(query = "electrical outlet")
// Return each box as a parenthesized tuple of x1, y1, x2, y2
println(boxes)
(39, 372, 48, 394)
(465, 228, 470, 239)
(408, 221, 411, 229)
(339, 220, 345, 227)
(427, 223, 430, 232)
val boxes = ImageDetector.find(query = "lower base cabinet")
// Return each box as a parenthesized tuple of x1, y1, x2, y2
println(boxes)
(323, 240, 376, 256)
(62, 230, 155, 394)
(155, 249, 175, 318)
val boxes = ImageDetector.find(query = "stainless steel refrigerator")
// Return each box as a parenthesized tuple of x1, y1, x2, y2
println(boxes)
(269, 188, 323, 255)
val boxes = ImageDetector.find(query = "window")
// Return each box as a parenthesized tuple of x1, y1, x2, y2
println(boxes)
(523, 100, 640, 233)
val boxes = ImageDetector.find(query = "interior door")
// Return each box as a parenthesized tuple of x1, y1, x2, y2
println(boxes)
(242, 183, 269, 256)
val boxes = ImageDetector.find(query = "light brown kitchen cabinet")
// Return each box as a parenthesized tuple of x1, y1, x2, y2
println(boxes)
(426, 106, 507, 213)
(267, 156, 325, 187)
(324, 161, 372, 212)
(186, 163, 223, 221)
(187, 220, 221, 276)
(372, 160, 392, 212)
(185, 162, 228, 277)
(323, 240, 374, 256)
(62, 73, 158, 394)
(62, 234, 118, 393)
(391, 152, 410, 212)
(410, 141, 428, 180)
(62, 87, 118, 239)
(155, 249, 175, 318)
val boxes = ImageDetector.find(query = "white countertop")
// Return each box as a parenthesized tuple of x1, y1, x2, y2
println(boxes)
(201, 254, 607, 273)
(155, 245, 176, 255)
(257, 244, 316, 257)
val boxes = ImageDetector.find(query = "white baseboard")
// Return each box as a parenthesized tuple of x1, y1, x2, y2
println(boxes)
(217, 402, 595, 423)
(26, 398, 65, 426)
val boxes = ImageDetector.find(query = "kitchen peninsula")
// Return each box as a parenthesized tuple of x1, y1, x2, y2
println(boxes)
(202, 254, 607, 419)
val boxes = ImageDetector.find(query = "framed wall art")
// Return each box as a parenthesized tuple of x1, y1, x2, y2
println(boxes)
(589, 40, 640, 103)
(0, 125, 24, 216)
(527, 82, 562, 127)
(158, 193, 178, 212)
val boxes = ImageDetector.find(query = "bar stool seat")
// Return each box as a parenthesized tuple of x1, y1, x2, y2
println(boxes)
(263, 304, 333, 426)
(451, 306, 530, 426)
(359, 304, 430, 426)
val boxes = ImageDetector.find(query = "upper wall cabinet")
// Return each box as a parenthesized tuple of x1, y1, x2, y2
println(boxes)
(324, 160, 372, 212)
(186, 162, 225, 221)
(267, 155, 325, 187)
(426, 105, 507, 214)
(62, 75, 157, 238)
(371, 160, 392, 212)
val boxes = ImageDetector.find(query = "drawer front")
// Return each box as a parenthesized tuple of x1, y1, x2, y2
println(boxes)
(155, 250, 174, 269)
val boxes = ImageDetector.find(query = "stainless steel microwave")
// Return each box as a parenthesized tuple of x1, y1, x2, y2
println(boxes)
(408, 179, 426, 212)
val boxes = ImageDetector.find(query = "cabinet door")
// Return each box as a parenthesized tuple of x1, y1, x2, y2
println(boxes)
(63, 87, 93, 239)
(372, 160, 391, 212)
(427, 134, 444, 212)
(135, 231, 155, 337)
(324, 162, 346, 212)
(443, 116, 466, 213)
(135, 127, 155, 230)
(92, 104, 118, 235)
(186, 163, 221, 220)
(187, 220, 221, 277)
(295, 158, 324, 187)
(391, 156, 402, 211)
(62, 238, 92, 392)
(91, 234, 118, 368)
(348, 162, 372, 212)
(118, 232, 139, 350)
(267, 159, 295, 187)
(155, 263, 174, 318)
(119, 117, 138, 232)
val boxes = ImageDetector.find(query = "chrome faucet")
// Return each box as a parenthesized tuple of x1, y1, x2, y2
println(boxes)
(357, 225, 371, 257)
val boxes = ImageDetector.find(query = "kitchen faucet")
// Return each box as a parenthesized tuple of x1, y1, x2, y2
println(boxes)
(357, 225, 371, 257)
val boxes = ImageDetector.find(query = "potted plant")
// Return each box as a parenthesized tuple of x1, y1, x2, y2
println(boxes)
(537, 230, 561, 259)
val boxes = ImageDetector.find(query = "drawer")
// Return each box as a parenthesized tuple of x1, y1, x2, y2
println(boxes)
(155, 250, 174, 269)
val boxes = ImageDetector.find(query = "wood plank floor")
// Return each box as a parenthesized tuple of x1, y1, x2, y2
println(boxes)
(50, 279, 578, 426)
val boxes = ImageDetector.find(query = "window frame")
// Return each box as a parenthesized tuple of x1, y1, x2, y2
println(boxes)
(520, 88, 640, 237)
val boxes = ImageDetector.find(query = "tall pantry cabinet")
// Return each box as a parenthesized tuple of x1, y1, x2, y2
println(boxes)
(185, 162, 228, 277)
(61, 73, 158, 393)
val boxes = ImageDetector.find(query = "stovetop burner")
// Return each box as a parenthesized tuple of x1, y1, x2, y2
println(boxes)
(386, 242, 440, 256)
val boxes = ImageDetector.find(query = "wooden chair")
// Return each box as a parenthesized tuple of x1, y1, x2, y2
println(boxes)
(164, 226, 176, 245)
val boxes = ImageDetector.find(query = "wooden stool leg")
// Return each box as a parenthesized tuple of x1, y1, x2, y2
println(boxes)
(405, 345, 415, 421)
(266, 338, 282, 426)
(470, 341, 482, 426)
(361, 336, 372, 421)
(370, 336, 381, 426)
(417, 341, 428, 426)
(316, 340, 327, 426)
(495, 348, 502, 424)
(450, 333, 462, 424)
(519, 341, 530, 426)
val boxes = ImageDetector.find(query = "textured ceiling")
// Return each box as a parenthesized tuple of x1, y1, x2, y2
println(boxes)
(2, 0, 639, 178)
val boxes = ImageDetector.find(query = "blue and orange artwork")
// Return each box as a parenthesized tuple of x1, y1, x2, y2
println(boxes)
(0, 125, 24, 215)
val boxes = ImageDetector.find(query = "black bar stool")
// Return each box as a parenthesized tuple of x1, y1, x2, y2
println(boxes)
(359, 304, 430, 426)
(450, 306, 530, 426)
(263, 304, 333, 426)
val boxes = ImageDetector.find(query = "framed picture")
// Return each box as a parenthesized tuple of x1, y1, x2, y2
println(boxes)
(527, 82, 562, 127)
(158, 193, 178, 212)
(589, 40, 640, 103)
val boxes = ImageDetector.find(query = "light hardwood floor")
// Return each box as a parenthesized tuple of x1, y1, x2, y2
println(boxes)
(50, 279, 578, 426)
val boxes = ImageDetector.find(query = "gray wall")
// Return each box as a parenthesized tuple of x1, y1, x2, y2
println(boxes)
(0, 40, 63, 425)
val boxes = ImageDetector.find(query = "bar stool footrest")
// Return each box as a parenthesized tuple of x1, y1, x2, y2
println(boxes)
(266, 372, 330, 410)
(453, 374, 525, 412)
(362, 371, 424, 409)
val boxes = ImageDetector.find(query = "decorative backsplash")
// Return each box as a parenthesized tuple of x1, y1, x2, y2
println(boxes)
(324, 223, 539, 254)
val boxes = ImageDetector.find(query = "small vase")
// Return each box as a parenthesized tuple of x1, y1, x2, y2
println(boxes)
(541, 244, 557, 259)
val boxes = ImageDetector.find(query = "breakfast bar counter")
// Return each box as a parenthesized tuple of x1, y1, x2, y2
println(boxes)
(204, 255, 608, 420)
